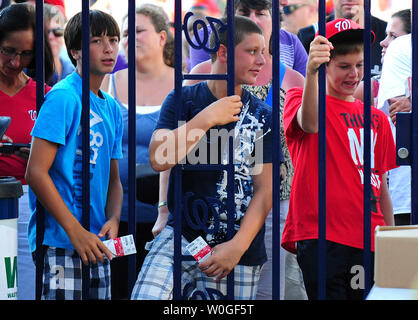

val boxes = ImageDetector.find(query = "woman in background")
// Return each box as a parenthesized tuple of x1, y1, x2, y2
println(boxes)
(354, 9, 411, 105)
(0, 3, 53, 300)
(43, 3, 74, 86)
(101, 3, 174, 300)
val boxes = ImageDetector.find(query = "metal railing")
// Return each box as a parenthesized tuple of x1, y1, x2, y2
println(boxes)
(30, 0, 415, 301)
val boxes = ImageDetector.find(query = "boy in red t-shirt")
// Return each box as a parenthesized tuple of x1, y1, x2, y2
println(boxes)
(282, 19, 397, 300)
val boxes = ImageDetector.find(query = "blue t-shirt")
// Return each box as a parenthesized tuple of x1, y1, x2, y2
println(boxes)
(156, 82, 273, 266)
(28, 71, 123, 252)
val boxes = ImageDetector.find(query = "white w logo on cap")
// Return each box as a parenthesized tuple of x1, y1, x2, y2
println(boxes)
(334, 19, 352, 32)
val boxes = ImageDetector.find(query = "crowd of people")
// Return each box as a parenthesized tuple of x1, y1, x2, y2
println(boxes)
(0, 0, 413, 301)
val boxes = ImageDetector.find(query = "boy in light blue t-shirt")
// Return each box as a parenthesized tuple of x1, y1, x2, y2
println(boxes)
(26, 10, 123, 300)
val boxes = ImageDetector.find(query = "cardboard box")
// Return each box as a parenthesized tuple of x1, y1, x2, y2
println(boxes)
(367, 286, 418, 300)
(374, 225, 418, 289)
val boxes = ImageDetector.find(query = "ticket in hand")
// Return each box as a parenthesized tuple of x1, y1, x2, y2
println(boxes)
(186, 236, 212, 263)
(103, 234, 137, 258)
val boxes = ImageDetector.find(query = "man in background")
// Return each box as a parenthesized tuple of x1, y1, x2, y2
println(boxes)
(282, 0, 318, 35)
(297, 0, 387, 76)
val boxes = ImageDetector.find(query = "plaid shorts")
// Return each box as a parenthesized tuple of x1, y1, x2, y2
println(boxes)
(130, 226, 262, 300)
(41, 247, 111, 300)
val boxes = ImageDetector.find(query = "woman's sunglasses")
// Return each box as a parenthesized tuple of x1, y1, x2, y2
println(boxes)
(47, 28, 64, 37)
(282, 4, 309, 15)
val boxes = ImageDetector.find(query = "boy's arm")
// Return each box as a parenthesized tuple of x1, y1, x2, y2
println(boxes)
(297, 35, 333, 134)
(380, 173, 394, 226)
(388, 95, 411, 125)
(149, 95, 242, 172)
(99, 159, 123, 240)
(25, 137, 113, 265)
(198, 163, 272, 281)
(152, 168, 171, 237)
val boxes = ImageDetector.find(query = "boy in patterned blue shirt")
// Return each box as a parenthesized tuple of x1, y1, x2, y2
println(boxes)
(131, 15, 277, 300)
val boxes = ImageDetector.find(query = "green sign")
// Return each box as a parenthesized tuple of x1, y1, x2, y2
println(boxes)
(4, 256, 17, 289)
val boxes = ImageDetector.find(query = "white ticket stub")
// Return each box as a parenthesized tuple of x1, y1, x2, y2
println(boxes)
(186, 236, 212, 263)
(103, 234, 137, 258)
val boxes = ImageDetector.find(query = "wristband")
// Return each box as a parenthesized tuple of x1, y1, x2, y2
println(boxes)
(158, 201, 167, 209)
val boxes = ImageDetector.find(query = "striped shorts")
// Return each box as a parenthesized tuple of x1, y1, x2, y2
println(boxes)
(40, 247, 111, 300)
(130, 226, 262, 300)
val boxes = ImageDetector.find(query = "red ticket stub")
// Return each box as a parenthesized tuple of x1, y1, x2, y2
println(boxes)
(186, 236, 212, 263)
(113, 237, 124, 257)
(103, 234, 136, 258)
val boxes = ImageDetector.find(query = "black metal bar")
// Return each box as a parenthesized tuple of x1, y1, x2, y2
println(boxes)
(35, 0, 45, 301)
(317, 0, 327, 300)
(183, 74, 228, 81)
(271, 0, 281, 301)
(127, 0, 137, 297)
(362, 0, 372, 298)
(225, 0, 235, 300)
(173, 0, 183, 300)
(81, 0, 91, 300)
(411, 0, 418, 226)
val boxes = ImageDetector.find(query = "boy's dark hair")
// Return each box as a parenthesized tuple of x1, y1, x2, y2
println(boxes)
(0, 3, 54, 81)
(209, 15, 263, 62)
(64, 10, 120, 67)
(392, 9, 411, 35)
(329, 38, 364, 61)
(228, 0, 272, 16)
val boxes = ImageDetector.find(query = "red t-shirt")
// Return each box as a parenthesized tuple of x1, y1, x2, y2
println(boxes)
(282, 87, 397, 253)
(0, 79, 51, 183)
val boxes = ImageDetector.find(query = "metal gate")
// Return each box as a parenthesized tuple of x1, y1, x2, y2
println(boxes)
(31, 0, 416, 300)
